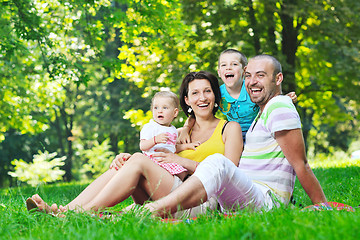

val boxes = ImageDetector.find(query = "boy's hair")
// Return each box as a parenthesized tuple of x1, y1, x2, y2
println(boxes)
(179, 71, 221, 117)
(219, 49, 248, 67)
(151, 91, 179, 109)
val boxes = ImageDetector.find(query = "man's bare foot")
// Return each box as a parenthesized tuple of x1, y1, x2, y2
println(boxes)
(121, 203, 137, 213)
(143, 202, 160, 217)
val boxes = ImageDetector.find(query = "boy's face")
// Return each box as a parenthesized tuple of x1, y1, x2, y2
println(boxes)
(217, 52, 244, 88)
(152, 96, 179, 127)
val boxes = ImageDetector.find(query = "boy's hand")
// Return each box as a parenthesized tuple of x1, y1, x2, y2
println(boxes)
(286, 91, 297, 104)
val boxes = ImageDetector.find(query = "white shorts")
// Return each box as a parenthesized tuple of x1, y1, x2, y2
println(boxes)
(193, 153, 276, 212)
(171, 175, 218, 219)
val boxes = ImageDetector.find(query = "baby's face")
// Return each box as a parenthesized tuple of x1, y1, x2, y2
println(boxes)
(218, 52, 244, 88)
(152, 96, 178, 127)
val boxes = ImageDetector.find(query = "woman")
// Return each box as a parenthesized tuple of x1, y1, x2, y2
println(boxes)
(26, 71, 243, 216)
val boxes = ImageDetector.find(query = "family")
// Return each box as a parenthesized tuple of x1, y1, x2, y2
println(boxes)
(26, 50, 327, 218)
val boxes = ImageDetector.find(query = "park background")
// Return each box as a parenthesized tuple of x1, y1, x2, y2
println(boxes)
(1, 0, 360, 239)
(1, 0, 359, 187)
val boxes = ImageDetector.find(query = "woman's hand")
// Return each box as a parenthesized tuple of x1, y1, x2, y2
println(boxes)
(176, 141, 200, 152)
(151, 152, 180, 164)
(153, 150, 198, 173)
(109, 153, 132, 170)
(178, 128, 191, 144)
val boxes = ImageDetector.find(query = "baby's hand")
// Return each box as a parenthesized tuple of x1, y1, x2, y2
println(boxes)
(154, 133, 169, 144)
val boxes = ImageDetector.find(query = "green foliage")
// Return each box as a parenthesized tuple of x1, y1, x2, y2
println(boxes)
(79, 139, 115, 179)
(0, 0, 359, 186)
(8, 150, 66, 187)
(124, 109, 153, 131)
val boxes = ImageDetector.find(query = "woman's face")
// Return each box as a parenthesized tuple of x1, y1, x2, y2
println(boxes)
(185, 79, 215, 118)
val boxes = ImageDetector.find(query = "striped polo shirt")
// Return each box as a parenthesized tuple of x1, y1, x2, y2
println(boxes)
(239, 95, 301, 204)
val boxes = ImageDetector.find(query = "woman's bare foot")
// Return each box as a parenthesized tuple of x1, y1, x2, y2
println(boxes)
(29, 194, 52, 213)
(26, 194, 66, 217)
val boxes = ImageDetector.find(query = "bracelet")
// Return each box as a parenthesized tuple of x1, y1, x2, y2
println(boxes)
(154, 136, 157, 144)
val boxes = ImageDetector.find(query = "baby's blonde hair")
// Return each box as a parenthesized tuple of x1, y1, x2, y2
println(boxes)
(151, 91, 179, 109)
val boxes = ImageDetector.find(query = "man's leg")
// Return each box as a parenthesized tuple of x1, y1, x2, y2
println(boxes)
(195, 153, 272, 211)
(147, 153, 271, 217)
(146, 175, 207, 217)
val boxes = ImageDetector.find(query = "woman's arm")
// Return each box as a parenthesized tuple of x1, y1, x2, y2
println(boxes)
(177, 116, 195, 144)
(222, 121, 243, 166)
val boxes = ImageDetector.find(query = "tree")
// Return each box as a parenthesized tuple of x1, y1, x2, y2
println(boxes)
(0, 0, 194, 184)
(178, 0, 360, 152)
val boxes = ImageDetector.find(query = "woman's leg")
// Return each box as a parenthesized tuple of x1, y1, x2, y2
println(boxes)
(30, 169, 118, 212)
(80, 153, 175, 211)
(30, 153, 175, 213)
(131, 179, 151, 205)
(65, 169, 118, 210)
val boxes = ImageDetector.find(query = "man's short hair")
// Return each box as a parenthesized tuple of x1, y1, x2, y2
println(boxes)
(251, 54, 282, 77)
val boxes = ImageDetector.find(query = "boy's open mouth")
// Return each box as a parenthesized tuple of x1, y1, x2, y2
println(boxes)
(225, 73, 234, 79)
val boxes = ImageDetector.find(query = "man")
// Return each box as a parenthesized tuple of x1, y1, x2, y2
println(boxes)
(146, 54, 327, 216)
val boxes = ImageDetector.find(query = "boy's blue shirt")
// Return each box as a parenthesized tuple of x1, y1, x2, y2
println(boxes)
(219, 80, 259, 133)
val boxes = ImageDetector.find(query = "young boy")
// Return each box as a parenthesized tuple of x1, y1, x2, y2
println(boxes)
(179, 49, 297, 142)
(140, 91, 196, 175)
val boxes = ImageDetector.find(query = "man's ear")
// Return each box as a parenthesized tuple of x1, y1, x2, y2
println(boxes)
(275, 72, 283, 86)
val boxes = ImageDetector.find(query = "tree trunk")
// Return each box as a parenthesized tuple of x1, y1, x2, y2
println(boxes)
(247, 0, 261, 54)
(279, 0, 299, 93)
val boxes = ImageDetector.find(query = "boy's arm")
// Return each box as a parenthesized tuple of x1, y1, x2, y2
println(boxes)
(177, 116, 195, 144)
(275, 128, 327, 204)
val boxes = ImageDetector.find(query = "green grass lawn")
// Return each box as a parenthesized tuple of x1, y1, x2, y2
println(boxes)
(1, 159, 359, 240)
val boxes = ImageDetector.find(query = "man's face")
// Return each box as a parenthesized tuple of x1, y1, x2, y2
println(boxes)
(244, 58, 281, 110)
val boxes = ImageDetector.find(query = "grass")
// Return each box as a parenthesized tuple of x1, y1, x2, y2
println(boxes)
(1, 158, 359, 240)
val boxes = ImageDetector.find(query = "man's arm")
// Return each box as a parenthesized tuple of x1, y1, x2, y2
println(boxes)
(275, 128, 327, 204)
